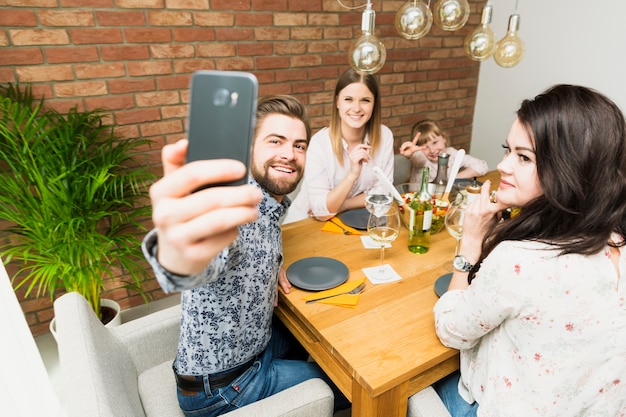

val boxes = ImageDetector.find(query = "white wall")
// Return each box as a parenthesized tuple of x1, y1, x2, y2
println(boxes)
(472, 0, 626, 169)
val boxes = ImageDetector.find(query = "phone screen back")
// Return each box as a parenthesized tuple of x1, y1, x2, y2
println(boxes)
(186, 71, 258, 186)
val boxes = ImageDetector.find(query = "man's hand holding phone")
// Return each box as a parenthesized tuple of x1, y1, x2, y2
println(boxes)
(150, 139, 262, 276)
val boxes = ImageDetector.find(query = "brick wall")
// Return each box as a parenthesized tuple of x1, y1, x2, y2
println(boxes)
(0, 0, 482, 335)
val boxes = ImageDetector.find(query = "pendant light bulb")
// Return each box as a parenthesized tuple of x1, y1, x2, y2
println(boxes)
(494, 14, 525, 68)
(433, 0, 470, 31)
(464, 4, 497, 61)
(395, 0, 433, 40)
(349, 2, 386, 75)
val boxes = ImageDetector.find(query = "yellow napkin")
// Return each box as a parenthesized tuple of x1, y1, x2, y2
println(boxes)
(302, 277, 365, 308)
(321, 217, 362, 235)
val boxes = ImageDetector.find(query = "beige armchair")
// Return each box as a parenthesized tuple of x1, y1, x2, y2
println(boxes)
(53, 292, 334, 417)
(407, 385, 452, 417)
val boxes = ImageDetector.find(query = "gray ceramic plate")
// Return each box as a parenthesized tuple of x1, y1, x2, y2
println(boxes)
(286, 257, 349, 291)
(435, 273, 452, 297)
(338, 208, 370, 230)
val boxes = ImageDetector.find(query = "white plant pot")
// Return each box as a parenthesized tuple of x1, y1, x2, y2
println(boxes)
(49, 298, 121, 341)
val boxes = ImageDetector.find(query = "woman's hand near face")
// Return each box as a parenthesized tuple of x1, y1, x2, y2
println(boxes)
(150, 139, 263, 276)
(459, 180, 507, 257)
(348, 143, 372, 176)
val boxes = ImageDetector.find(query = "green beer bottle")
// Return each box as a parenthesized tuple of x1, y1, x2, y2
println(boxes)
(408, 167, 432, 254)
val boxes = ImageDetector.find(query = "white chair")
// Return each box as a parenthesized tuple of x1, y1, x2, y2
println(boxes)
(407, 385, 452, 417)
(53, 292, 334, 417)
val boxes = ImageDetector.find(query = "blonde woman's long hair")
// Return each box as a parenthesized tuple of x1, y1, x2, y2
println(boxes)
(329, 68, 382, 165)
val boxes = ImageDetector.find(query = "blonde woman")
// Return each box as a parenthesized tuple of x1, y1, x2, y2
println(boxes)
(284, 68, 394, 223)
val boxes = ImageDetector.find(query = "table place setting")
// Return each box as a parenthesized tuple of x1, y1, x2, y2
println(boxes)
(321, 216, 362, 235)
(301, 277, 366, 308)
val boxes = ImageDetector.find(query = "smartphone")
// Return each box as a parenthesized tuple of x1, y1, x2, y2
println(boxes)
(186, 70, 258, 188)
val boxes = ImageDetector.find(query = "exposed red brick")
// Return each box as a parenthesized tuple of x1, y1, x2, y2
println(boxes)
(70, 28, 123, 44)
(124, 27, 172, 43)
(148, 11, 193, 26)
(85, 94, 135, 111)
(115, 107, 162, 125)
(255, 56, 289, 70)
(16, 65, 74, 82)
(0, 68, 16, 83)
(75, 62, 126, 79)
(157, 74, 192, 90)
(55, 80, 108, 97)
(10, 29, 69, 45)
(210, 0, 250, 11)
(0, 10, 37, 26)
(45, 46, 99, 64)
(193, 12, 234, 27)
(215, 28, 253, 42)
(173, 59, 215, 73)
(135, 90, 180, 107)
(108, 78, 155, 94)
(101, 44, 150, 61)
(166, 0, 209, 9)
(126, 61, 172, 77)
(196, 43, 235, 57)
(235, 12, 272, 26)
(291, 27, 323, 40)
(215, 58, 254, 71)
(237, 42, 272, 56)
(254, 27, 289, 41)
(150, 44, 195, 59)
(172, 27, 215, 42)
(39, 10, 94, 26)
(140, 119, 184, 136)
(275, 40, 310, 55)
(0, 47, 43, 65)
(96, 10, 147, 26)
(116, 0, 164, 8)
(61, 0, 113, 6)
(251, 0, 286, 11)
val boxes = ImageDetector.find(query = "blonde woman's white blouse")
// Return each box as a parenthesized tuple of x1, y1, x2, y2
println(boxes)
(284, 126, 394, 223)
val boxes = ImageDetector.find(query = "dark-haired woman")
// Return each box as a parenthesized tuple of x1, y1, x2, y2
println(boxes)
(431, 84, 626, 416)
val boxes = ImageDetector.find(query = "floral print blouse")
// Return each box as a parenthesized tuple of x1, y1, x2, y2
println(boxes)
(434, 239, 626, 416)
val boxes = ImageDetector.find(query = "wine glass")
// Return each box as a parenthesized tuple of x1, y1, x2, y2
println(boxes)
(367, 205, 401, 281)
(365, 188, 393, 217)
(442, 199, 466, 271)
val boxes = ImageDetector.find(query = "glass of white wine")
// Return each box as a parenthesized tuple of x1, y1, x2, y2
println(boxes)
(367, 205, 401, 281)
(443, 199, 466, 270)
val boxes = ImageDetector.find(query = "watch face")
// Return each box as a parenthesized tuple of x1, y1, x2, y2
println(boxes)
(453, 255, 470, 271)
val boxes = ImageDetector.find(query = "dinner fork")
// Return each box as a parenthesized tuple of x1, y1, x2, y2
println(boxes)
(305, 282, 366, 304)
(329, 218, 352, 235)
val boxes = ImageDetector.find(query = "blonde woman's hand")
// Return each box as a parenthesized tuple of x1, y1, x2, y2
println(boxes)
(348, 143, 372, 176)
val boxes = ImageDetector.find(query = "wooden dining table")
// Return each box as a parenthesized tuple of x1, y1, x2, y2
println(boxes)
(276, 171, 500, 417)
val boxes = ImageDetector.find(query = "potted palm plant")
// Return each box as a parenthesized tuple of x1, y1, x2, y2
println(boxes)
(0, 83, 155, 324)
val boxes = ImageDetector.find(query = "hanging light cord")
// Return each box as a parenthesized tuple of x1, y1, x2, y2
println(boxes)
(337, 0, 369, 10)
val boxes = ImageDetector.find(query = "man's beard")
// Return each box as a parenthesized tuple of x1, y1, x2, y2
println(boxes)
(251, 160, 303, 197)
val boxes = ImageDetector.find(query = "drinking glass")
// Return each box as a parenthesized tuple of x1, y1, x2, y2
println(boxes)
(442, 199, 466, 270)
(365, 188, 393, 217)
(367, 205, 401, 281)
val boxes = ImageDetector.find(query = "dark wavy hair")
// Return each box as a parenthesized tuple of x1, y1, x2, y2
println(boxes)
(329, 68, 382, 165)
(470, 84, 626, 282)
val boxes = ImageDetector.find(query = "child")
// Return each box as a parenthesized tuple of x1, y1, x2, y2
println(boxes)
(399, 119, 487, 183)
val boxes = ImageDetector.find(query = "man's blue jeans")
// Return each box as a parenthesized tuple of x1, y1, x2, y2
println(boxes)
(176, 317, 348, 416)
(433, 371, 479, 417)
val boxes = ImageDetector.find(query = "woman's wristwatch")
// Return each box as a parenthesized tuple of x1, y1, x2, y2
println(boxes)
(453, 255, 474, 272)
